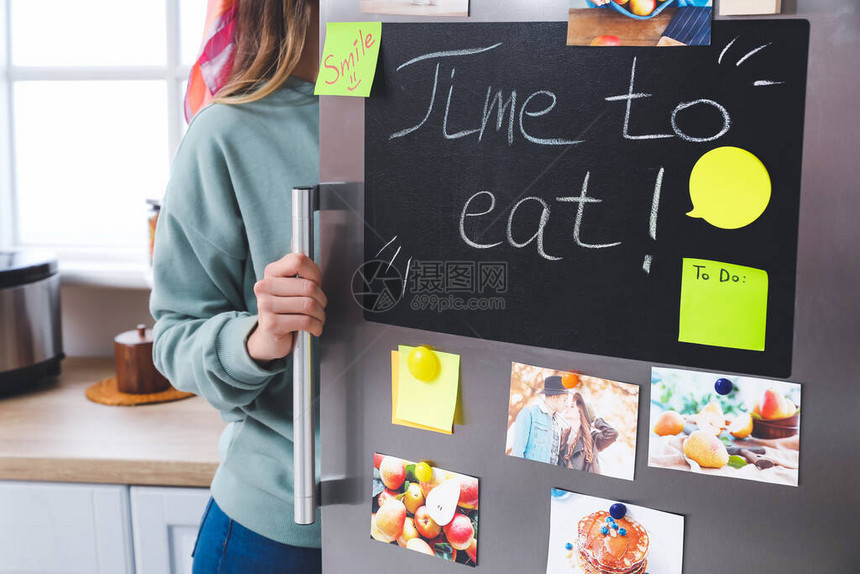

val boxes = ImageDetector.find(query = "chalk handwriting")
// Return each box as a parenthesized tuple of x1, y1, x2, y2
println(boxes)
(384, 38, 787, 269)
(519, 91, 582, 146)
(396, 44, 503, 71)
(480, 88, 516, 143)
(650, 167, 664, 241)
(390, 63, 440, 140)
(643, 254, 653, 274)
(376, 235, 398, 257)
(390, 46, 739, 146)
(605, 57, 732, 143)
(670, 99, 730, 143)
(459, 171, 624, 260)
(718, 36, 739, 64)
(556, 172, 622, 250)
(721, 37, 785, 88)
(444, 69, 480, 140)
(507, 197, 561, 261)
(460, 191, 503, 250)
(736, 42, 772, 67)
(390, 44, 584, 146)
(643, 168, 665, 274)
(387, 245, 402, 271)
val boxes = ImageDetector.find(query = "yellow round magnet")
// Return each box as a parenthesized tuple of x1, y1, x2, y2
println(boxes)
(408, 345, 440, 382)
(414, 461, 433, 483)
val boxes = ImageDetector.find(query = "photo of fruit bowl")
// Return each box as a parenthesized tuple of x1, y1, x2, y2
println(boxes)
(605, 0, 676, 20)
(570, 0, 712, 47)
(648, 367, 802, 487)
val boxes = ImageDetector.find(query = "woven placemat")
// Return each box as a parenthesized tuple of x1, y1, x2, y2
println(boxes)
(85, 376, 194, 406)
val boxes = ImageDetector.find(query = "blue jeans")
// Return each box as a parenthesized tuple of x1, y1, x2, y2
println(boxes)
(192, 498, 322, 574)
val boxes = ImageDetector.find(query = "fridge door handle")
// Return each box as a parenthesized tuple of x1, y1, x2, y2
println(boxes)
(292, 185, 317, 525)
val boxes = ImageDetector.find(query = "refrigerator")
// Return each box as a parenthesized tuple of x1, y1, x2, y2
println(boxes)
(316, 0, 860, 572)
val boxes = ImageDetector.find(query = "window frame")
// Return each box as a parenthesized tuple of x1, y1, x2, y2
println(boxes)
(0, 0, 195, 288)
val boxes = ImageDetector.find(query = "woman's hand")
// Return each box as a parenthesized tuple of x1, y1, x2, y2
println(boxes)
(246, 253, 327, 363)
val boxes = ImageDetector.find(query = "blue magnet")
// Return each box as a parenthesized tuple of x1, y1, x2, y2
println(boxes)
(565, 542, 573, 551)
(609, 503, 627, 520)
(715, 378, 733, 395)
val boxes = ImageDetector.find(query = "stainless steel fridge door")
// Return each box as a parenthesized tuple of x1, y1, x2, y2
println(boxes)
(318, 1, 860, 572)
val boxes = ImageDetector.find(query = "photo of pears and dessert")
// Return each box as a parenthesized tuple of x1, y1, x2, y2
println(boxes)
(648, 367, 801, 486)
(370, 453, 479, 566)
(547, 489, 685, 574)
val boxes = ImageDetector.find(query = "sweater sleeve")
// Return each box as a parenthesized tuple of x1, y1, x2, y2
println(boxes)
(149, 107, 286, 412)
(591, 417, 619, 453)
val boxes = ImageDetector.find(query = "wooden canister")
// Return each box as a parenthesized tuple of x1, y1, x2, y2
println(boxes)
(114, 324, 170, 394)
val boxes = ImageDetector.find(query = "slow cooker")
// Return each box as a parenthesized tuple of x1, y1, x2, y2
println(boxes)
(0, 250, 63, 393)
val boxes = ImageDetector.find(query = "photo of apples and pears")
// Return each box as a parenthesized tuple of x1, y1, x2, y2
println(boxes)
(648, 366, 801, 487)
(371, 453, 479, 566)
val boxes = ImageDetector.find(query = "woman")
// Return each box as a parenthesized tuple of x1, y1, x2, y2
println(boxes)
(558, 392, 618, 473)
(150, 0, 325, 572)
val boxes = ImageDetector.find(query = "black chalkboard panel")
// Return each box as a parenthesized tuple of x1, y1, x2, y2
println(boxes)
(364, 20, 809, 378)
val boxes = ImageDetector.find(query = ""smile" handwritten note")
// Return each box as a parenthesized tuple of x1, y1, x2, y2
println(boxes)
(314, 22, 381, 97)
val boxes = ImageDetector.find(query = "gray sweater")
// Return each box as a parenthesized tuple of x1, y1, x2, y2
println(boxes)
(150, 77, 321, 548)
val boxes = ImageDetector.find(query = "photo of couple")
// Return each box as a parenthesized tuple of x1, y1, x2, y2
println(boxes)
(506, 362, 639, 480)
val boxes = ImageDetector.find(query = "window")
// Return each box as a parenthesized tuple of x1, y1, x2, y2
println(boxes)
(0, 0, 206, 285)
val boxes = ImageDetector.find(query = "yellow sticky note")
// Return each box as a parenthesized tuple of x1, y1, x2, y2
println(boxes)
(679, 258, 768, 351)
(391, 352, 452, 434)
(395, 345, 460, 432)
(687, 146, 772, 230)
(314, 22, 381, 97)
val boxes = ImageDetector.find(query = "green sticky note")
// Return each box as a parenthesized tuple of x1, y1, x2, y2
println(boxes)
(679, 258, 768, 351)
(314, 22, 381, 97)
(395, 345, 460, 431)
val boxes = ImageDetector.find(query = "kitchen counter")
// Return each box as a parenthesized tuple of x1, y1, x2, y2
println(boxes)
(0, 358, 224, 487)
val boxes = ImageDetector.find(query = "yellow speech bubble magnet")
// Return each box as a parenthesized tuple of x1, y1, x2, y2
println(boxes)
(687, 147, 771, 230)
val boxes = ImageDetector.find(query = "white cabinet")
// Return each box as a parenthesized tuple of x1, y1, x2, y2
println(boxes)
(0, 481, 134, 574)
(0, 481, 209, 574)
(130, 486, 210, 574)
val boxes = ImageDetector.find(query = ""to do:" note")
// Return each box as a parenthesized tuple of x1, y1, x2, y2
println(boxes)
(679, 258, 768, 352)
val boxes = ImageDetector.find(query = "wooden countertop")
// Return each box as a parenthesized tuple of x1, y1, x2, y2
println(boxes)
(0, 358, 224, 487)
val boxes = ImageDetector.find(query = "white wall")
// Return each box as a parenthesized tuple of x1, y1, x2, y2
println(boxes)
(60, 286, 152, 357)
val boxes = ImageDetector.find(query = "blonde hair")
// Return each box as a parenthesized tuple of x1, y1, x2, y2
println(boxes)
(214, 0, 311, 105)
